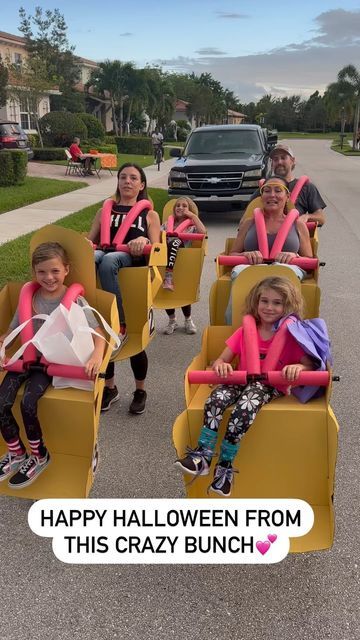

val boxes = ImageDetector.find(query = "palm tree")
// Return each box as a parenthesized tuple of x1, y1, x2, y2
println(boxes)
(89, 60, 137, 136)
(327, 65, 360, 149)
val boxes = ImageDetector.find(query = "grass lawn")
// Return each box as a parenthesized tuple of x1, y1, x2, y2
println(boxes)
(0, 176, 87, 215)
(45, 153, 155, 169)
(0, 187, 170, 288)
(279, 132, 340, 139)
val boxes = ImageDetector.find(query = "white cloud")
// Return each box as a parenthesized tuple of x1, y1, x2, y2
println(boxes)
(158, 10, 360, 102)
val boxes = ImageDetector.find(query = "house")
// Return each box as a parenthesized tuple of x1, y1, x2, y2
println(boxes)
(0, 30, 112, 132)
(0, 31, 53, 131)
(173, 99, 196, 129)
(225, 109, 247, 125)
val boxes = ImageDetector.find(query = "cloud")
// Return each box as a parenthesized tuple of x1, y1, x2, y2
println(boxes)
(158, 10, 360, 102)
(119, 32, 133, 37)
(215, 11, 249, 19)
(195, 47, 227, 56)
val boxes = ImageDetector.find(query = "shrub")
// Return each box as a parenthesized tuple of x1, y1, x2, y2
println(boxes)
(105, 135, 117, 144)
(115, 136, 152, 155)
(0, 150, 27, 186)
(76, 113, 105, 141)
(39, 111, 88, 147)
(33, 148, 67, 161)
(27, 133, 40, 148)
(82, 144, 117, 155)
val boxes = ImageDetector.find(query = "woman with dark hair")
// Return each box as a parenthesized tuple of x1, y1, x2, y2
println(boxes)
(86, 163, 161, 414)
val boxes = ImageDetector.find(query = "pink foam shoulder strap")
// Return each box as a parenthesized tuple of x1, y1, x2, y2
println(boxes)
(253, 208, 299, 258)
(100, 199, 115, 247)
(166, 215, 193, 234)
(290, 176, 309, 205)
(241, 314, 296, 374)
(112, 199, 153, 247)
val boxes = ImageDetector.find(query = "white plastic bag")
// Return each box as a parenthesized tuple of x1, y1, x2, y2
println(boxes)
(1, 302, 119, 391)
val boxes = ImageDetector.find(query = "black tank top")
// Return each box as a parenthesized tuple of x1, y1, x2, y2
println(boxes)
(110, 203, 149, 244)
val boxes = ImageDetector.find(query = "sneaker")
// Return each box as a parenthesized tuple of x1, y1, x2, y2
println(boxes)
(0, 451, 27, 482)
(129, 389, 147, 414)
(208, 461, 237, 497)
(184, 317, 197, 334)
(163, 320, 178, 335)
(162, 271, 174, 291)
(101, 385, 120, 412)
(174, 447, 213, 476)
(8, 451, 50, 489)
(110, 330, 128, 360)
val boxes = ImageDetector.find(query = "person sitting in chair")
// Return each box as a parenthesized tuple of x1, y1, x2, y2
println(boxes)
(69, 137, 94, 175)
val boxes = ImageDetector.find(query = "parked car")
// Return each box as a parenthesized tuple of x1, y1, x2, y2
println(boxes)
(0, 121, 34, 159)
(168, 124, 277, 208)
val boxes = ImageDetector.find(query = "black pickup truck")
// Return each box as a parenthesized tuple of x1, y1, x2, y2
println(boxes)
(168, 124, 277, 207)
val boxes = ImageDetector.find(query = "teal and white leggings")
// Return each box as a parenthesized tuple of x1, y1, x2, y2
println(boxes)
(197, 381, 282, 464)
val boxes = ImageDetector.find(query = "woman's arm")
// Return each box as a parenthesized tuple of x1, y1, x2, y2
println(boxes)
(229, 218, 253, 254)
(127, 209, 161, 256)
(296, 218, 313, 257)
(87, 208, 102, 244)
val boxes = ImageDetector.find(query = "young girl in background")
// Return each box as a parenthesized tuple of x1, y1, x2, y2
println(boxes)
(175, 276, 315, 497)
(162, 197, 206, 335)
(0, 242, 105, 488)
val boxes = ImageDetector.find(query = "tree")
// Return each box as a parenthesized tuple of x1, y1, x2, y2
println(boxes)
(0, 57, 8, 108)
(6, 57, 57, 147)
(89, 60, 137, 136)
(18, 5, 80, 95)
(326, 65, 360, 148)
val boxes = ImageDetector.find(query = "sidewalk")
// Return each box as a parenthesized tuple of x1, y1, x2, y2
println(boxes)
(0, 159, 172, 245)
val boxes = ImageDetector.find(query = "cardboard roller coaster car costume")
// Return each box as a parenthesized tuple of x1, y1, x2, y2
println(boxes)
(0, 225, 119, 500)
(173, 268, 339, 553)
(93, 198, 167, 360)
(152, 199, 208, 311)
(211, 199, 321, 325)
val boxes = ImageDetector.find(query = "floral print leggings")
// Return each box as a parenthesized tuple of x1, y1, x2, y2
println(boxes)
(204, 381, 282, 446)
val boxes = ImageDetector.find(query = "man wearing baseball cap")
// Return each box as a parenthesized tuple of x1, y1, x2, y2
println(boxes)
(268, 143, 326, 226)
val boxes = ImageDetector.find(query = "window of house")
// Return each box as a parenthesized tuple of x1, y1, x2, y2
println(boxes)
(14, 52, 22, 68)
(19, 98, 37, 130)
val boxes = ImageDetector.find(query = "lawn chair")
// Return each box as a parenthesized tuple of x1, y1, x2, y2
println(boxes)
(64, 149, 83, 176)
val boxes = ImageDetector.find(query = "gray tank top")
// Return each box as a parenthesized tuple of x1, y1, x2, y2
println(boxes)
(244, 221, 300, 253)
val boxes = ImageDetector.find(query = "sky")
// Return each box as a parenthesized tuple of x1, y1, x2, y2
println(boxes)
(2, 1, 360, 102)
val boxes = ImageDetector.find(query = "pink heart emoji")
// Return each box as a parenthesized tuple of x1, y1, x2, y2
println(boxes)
(256, 540, 271, 555)
(268, 534, 277, 544)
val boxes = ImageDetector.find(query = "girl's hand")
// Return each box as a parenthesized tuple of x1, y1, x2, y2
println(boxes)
(242, 250, 263, 264)
(274, 251, 297, 264)
(281, 364, 305, 382)
(84, 355, 102, 379)
(212, 359, 233, 378)
(127, 237, 150, 256)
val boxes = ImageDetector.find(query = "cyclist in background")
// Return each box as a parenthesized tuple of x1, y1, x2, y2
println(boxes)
(151, 128, 164, 163)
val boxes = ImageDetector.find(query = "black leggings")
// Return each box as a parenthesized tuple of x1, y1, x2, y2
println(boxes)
(0, 370, 52, 445)
(105, 350, 148, 382)
(166, 305, 191, 318)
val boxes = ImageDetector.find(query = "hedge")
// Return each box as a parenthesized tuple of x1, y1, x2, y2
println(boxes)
(27, 133, 40, 148)
(33, 148, 67, 161)
(82, 144, 117, 155)
(0, 150, 28, 186)
(76, 113, 105, 140)
(115, 136, 152, 155)
(39, 111, 88, 147)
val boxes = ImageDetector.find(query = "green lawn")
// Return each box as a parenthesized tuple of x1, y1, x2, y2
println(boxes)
(0, 187, 170, 288)
(46, 153, 156, 169)
(0, 177, 87, 215)
(279, 132, 340, 139)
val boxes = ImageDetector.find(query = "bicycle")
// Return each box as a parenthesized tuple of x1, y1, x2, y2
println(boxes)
(154, 144, 163, 171)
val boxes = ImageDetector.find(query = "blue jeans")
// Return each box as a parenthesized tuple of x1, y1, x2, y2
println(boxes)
(95, 250, 133, 323)
(224, 263, 306, 325)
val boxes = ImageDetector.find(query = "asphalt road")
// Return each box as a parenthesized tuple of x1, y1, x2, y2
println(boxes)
(1, 140, 359, 640)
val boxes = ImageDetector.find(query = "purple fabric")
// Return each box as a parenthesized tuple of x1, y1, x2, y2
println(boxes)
(286, 318, 332, 402)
